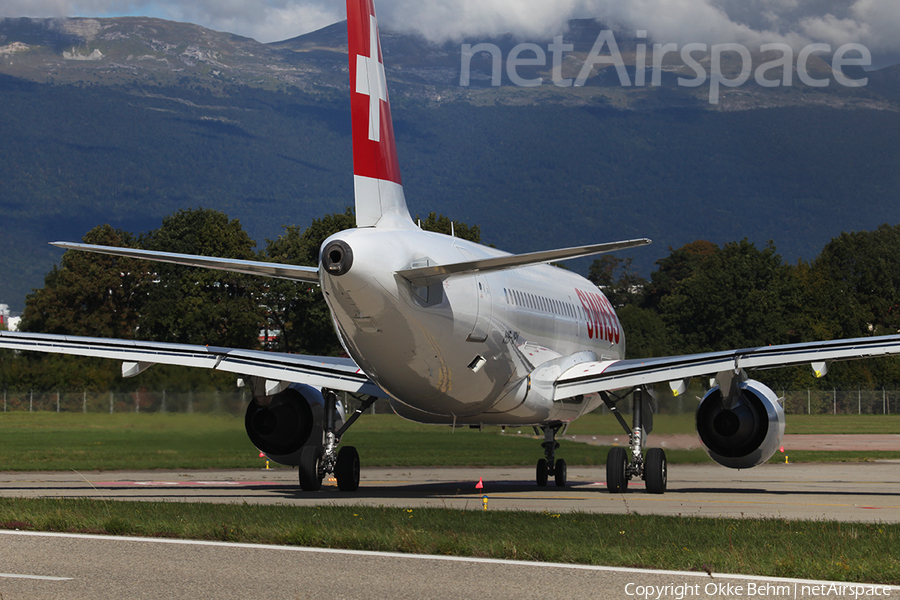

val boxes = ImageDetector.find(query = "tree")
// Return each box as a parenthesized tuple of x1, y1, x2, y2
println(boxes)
(13, 225, 150, 390)
(642, 240, 718, 310)
(617, 305, 672, 359)
(811, 224, 900, 339)
(587, 256, 646, 308)
(659, 239, 799, 354)
(137, 208, 263, 349)
(261, 208, 356, 355)
(416, 212, 482, 243)
(795, 225, 900, 388)
(20, 224, 148, 338)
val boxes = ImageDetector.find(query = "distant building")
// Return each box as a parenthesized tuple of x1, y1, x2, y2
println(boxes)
(0, 305, 20, 331)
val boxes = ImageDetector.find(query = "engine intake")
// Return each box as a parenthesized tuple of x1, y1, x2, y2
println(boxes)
(245, 384, 325, 466)
(696, 379, 785, 469)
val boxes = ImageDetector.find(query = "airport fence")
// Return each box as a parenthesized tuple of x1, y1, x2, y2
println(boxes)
(0, 389, 251, 415)
(603, 388, 897, 416)
(0, 388, 397, 416)
(0, 388, 895, 416)
(780, 388, 895, 415)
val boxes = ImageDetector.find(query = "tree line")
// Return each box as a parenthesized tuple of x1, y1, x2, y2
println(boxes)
(3, 207, 900, 392)
(0, 208, 478, 393)
(593, 226, 900, 389)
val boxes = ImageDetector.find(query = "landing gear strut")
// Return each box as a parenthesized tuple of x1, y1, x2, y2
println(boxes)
(601, 387, 667, 494)
(298, 390, 375, 492)
(535, 422, 567, 487)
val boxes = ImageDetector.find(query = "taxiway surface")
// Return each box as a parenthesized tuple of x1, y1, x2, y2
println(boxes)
(1, 461, 899, 522)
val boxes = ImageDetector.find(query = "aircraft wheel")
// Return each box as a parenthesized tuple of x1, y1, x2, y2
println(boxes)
(554, 458, 567, 487)
(536, 458, 548, 487)
(606, 446, 628, 493)
(645, 448, 668, 494)
(299, 445, 323, 492)
(335, 445, 361, 492)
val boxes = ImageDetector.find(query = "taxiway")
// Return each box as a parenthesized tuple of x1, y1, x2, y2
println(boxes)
(0, 460, 898, 522)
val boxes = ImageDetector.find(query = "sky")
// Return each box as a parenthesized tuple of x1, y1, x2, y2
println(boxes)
(2, 0, 898, 65)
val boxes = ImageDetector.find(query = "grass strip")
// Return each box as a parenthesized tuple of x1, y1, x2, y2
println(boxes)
(0, 498, 897, 584)
(1, 413, 899, 470)
(782, 415, 900, 435)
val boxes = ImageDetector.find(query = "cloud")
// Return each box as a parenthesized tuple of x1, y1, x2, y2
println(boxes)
(1, 0, 344, 42)
(3, 0, 899, 62)
(800, 0, 900, 54)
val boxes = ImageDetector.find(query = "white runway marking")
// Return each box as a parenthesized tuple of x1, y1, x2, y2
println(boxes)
(1, 529, 897, 592)
(0, 572, 72, 581)
(96, 480, 272, 486)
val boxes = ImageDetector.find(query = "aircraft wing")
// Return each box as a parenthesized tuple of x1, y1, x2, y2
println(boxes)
(554, 334, 900, 400)
(0, 331, 386, 398)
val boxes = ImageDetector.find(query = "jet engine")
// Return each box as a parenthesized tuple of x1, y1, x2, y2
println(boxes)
(244, 383, 337, 467)
(696, 379, 785, 469)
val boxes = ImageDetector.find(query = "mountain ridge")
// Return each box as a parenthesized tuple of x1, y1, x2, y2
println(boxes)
(3, 16, 899, 110)
(0, 16, 899, 312)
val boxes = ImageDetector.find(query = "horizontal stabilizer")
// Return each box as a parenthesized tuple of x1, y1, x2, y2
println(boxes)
(396, 238, 651, 285)
(52, 242, 320, 283)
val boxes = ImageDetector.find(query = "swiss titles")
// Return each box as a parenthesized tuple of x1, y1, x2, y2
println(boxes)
(576, 289, 620, 344)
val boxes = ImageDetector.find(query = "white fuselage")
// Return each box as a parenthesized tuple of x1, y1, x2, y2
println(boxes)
(319, 225, 625, 426)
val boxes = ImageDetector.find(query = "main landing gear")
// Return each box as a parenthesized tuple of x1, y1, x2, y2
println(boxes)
(299, 390, 376, 493)
(602, 387, 667, 494)
(535, 422, 567, 487)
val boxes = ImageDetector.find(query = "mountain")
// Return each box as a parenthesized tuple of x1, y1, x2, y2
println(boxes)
(3, 16, 897, 109)
(1, 16, 899, 312)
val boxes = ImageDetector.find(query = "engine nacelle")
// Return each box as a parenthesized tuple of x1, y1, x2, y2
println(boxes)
(696, 379, 785, 469)
(244, 383, 337, 467)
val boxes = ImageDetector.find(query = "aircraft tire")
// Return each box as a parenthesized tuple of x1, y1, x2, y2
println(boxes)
(554, 458, 567, 487)
(645, 448, 668, 494)
(536, 458, 548, 487)
(299, 445, 323, 491)
(606, 446, 628, 493)
(335, 445, 361, 492)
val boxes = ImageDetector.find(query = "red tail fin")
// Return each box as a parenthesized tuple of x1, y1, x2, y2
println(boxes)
(347, 0, 411, 228)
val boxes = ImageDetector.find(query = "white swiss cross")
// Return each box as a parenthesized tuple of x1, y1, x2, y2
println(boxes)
(355, 15, 388, 143)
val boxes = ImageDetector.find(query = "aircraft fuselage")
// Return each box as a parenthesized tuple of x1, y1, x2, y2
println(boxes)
(320, 225, 625, 425)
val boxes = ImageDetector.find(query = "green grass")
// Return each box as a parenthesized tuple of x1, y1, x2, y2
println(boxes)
(785, 415, 900, 434)
(0, 498, 897, 584)
(0, 413, 259, 470)
(0, 411, 712, 470)
(1, 412, 900, 470)
(566, 413, 900, 436)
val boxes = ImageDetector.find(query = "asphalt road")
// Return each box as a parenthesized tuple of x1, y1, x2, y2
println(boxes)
(1, 460, 899, 522)
(1, 460, 900, 598)
(1, 530, 896, 600)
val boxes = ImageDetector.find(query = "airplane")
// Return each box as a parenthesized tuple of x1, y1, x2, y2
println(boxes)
(4, 0, 900, 495)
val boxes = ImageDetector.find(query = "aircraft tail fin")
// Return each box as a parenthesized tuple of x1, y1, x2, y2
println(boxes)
(347, 0, 413, 229)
